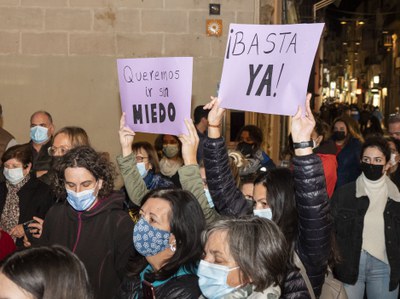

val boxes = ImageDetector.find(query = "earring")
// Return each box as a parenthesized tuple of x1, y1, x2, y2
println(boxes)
(169, 243, 176, 252)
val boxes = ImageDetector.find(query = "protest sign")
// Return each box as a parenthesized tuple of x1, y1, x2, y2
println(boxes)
(218, 23, 324, 116)
(117, 57, 193, 135)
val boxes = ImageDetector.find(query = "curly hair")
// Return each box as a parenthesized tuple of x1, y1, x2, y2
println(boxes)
(54, 146, 116, 199)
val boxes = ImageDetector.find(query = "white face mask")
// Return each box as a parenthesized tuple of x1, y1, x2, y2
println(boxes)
(3, 167, 25, 185)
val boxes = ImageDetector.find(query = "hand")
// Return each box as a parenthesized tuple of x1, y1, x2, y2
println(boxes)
(291, 93, 315, 143)
(10, 224, 25, 239)
(204, 96, 225, 127)
(119, 112, 136, 157)
(204, 96, 225, 139)
(23, 235, 31, 247)
(29, 216, 44, 239)
(178, 119, 199, 165)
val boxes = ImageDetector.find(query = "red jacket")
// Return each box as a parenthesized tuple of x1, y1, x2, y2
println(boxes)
(317, 153, 337, 198)
(0, 230, 16, 261)
(314, 140, 338, 198)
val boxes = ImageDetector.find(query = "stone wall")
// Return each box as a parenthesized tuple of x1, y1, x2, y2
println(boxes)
(0, 0, 259, 173)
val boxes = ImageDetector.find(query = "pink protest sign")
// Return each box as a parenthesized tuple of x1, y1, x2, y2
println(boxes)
(219, 23, 324, 116)
(117, 57, 193, 135)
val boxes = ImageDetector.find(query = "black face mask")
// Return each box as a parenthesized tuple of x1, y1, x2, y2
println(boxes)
(360, 162, 384, 181)
(237, 142, 254, 157)
(333, 131, 346, 141)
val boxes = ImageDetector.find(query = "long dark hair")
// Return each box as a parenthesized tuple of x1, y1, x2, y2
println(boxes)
(129, 189, 206, 281)
(254, 168, 298, 253)
(0, 245, 93, 299)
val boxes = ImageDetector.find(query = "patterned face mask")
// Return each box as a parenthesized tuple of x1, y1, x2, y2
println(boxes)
(133, 217, 171, 257)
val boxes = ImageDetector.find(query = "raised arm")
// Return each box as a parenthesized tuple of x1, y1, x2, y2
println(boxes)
(291, 94, 331, 297)
(178, 119, 219, 224)
(203, 97, 252, 217)
(116, 113, 149, 206)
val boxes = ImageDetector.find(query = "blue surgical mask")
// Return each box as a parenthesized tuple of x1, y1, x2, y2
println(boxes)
(253, 208, 273, 220)
(3, 167, 25, 185)
(204, 188, 214, 208)
(197, 260, 239, 299)
(66, 184, 98, 211)
(136, 162, 148, 178)
(30, 126, 49, 144)
(133, 217, 171, 257)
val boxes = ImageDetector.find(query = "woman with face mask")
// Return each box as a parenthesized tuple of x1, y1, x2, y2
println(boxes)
(39, 146, 134, 299)
(235, 125, 276, 176)
(199, 217, 288, 299)
(203, 95, 332, 298)
(331, 117, 363, 188)
(21, 126, 92, 248)
(116, 189, 206, 299)
(0, 144, 54, 249)
(155, 134, 183, 187)
(331, 136, 400, 298)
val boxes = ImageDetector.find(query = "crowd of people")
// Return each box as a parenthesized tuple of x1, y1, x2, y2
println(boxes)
(0, 95, 399, 299)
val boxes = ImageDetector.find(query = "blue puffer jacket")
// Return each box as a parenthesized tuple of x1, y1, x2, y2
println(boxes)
(203, 137, 331, 299)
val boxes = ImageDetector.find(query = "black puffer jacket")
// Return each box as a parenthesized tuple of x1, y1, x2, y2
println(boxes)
(203, 137, 331, 298)
(116, 272, 201, 299)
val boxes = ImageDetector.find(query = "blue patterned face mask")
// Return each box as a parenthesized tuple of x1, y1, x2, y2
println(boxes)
(133, 217, 171, 257)
(30, 126, 49, 144)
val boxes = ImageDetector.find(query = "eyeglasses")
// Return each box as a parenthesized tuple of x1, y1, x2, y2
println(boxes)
(48, 146, 70, 156)
(136, 156, 149, 163)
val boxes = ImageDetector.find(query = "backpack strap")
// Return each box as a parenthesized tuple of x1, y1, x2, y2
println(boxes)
(293, 252, 316, 299)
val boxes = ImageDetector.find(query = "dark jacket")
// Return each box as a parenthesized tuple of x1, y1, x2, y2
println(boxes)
(389, 166, 400, 191)
(331, 181, 400, 291)
(203, 137, 331, 298)
(334, 137, 362, 189)
(116, 270, 201, 299)
(0, 127, 14, 159)
(143, 170, 175, 190)
(40, 192, 135, 299)
(0, 177, 54, 247)
(28, 139, 53, 173)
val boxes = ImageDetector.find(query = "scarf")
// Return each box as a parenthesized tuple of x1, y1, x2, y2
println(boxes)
(0, 174, 30, 241)
(159, 157, 182, 177)
(356, 173, 400, 263)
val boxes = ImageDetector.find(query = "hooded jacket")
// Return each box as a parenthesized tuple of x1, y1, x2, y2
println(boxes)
(40, 191, 135, 299)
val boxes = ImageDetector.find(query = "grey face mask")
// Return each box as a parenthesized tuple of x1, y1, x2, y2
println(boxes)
(163, 144, 179, 158)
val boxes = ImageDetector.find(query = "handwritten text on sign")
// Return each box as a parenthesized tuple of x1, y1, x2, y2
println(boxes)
(218, 23, 324, 116)
(117, 57, 193, 135)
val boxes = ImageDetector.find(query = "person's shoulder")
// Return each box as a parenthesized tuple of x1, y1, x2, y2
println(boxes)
(160, 274, 201, 299)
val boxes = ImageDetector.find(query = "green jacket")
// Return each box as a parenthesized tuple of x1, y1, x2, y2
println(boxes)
(116, 153, 219, 224)
(178, 165, 219, 224)
(116, 153, 148, 207)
